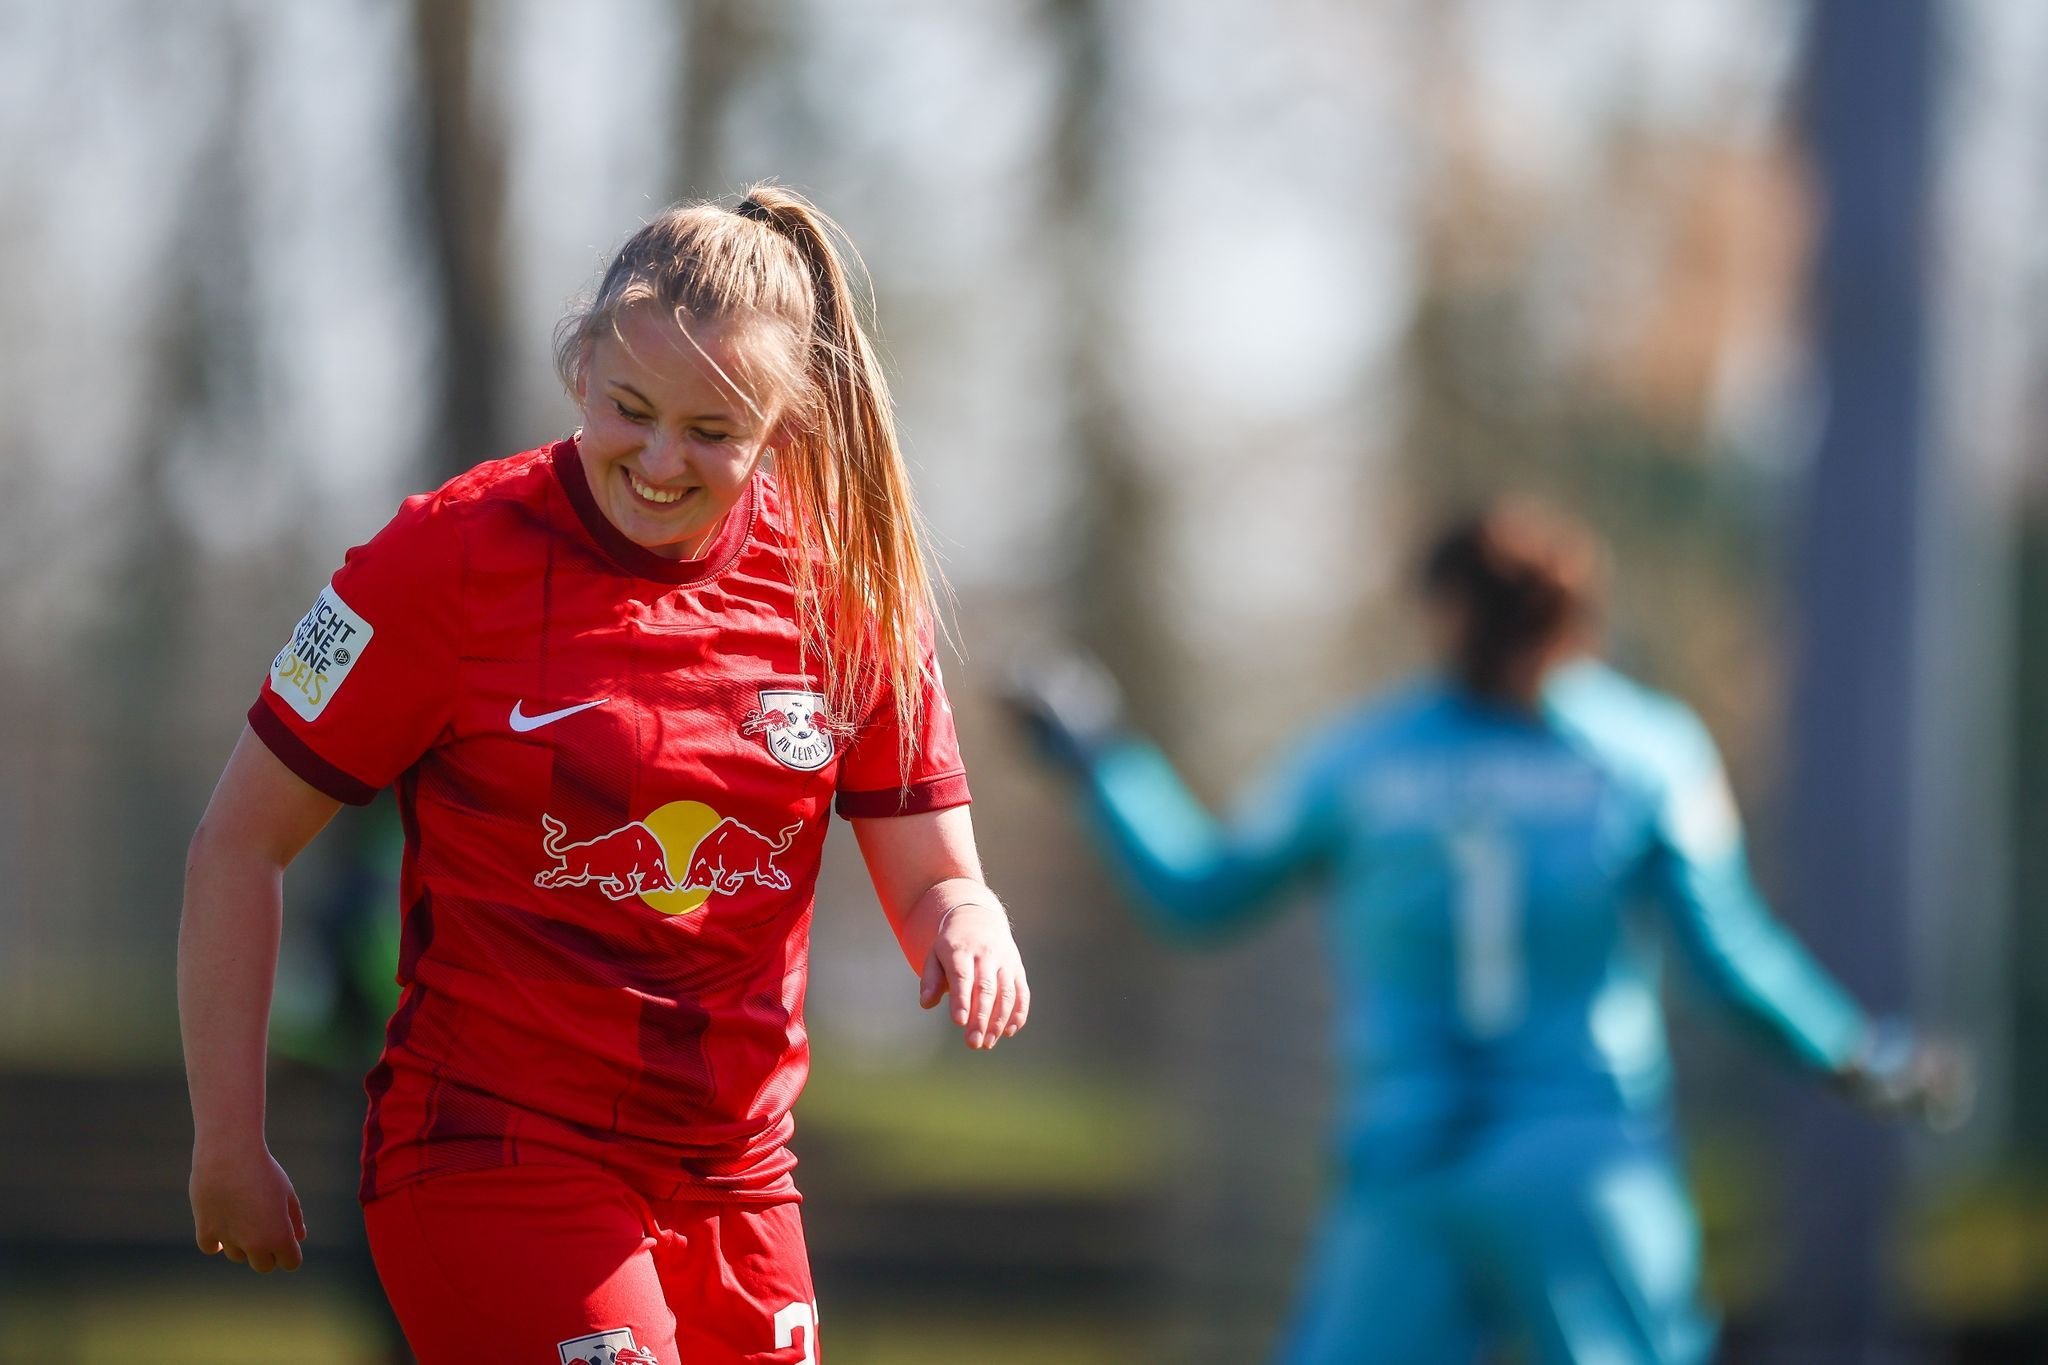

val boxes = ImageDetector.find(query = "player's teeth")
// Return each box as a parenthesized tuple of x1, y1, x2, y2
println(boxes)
(629, 472, 684, 504)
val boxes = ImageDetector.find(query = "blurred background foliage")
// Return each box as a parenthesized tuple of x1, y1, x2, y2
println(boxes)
(2, 1, 2045, 1361)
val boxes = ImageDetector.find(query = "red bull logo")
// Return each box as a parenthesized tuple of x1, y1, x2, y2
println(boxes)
(534, 815, 677, 900)
(679, 816, 800, 894)
(535, 802, 801, 916)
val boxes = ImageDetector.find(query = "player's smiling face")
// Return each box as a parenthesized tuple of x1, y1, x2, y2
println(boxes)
(574, 305, 795, 559)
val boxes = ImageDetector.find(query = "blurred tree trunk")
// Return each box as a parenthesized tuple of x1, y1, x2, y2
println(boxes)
(412, 0, 506, 479)
(2012, 511, 2048, 1141)
(1044, 6, 1167, 726)
(80, 7, 256, 1024)
(1776, 1, 1934, 1360)
(1042, 4, 1288, 1360)
(670, 0, 759, 199)
(1039, 0, 1169, 1352)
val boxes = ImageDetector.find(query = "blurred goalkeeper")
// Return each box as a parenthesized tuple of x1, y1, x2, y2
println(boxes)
(1004, 497, 1968, 1365)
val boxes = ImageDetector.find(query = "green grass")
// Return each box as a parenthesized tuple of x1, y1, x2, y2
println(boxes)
(796, 1052, 1162, 1198)
(0, 1281, 393, 1365)
(1902, 1171, 2048, 1320)
(822, 1308, 1129, 1363)
(0, 1281, 1131, 1365)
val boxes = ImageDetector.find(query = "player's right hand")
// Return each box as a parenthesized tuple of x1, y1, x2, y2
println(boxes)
(919, 900, 1031, 1050)
(1836, 1021, 1975, 1133)
(998, 646, 1128, 775)
(189, 1143, 308, 1272)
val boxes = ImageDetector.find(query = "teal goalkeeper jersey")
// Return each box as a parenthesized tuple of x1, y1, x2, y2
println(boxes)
(1076, 660, 1868, 1175)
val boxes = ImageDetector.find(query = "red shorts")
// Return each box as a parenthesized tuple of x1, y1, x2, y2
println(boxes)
(364, 1165, 820, 1364)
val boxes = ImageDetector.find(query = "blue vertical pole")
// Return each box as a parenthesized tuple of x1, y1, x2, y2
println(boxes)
(1779, 0, 1934, 1359)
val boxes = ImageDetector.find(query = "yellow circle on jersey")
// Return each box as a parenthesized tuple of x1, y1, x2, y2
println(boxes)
(639, 799, 722, 916)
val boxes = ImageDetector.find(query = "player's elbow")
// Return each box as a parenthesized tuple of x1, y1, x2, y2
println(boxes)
(185, 816, 228, 885)
(185, 812, 288, 889)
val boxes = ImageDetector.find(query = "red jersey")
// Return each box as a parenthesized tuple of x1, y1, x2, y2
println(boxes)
(249, 439, 967, 1205)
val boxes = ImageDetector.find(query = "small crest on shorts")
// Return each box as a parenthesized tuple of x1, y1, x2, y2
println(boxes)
(558, 1328, 658, 1365)
(740, 688, 845, 771)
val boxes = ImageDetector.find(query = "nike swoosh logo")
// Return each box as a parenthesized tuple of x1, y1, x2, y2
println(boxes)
(509, 698, 609, 733)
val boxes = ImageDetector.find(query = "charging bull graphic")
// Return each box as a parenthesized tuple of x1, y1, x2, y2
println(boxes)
(534, 814, 678, 900)
(679, 817, 802, 894)
(534, 801, 803, 916)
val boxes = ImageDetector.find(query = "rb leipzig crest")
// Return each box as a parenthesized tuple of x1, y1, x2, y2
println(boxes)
(557, 1328, 658, 1365)
(742, 689, 840, 771)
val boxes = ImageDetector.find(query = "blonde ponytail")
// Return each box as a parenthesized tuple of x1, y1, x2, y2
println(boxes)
(736, 185, 941, 779)
(557, 186, 943, 778)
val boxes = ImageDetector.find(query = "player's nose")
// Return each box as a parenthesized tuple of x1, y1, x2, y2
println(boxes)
(638, 430, 694, 482)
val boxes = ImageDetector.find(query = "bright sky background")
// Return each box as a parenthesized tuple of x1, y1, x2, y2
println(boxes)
(0, 0, 2041, 637)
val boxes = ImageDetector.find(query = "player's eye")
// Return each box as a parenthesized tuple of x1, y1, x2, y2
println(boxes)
(692, 427, 733, 444)
(613, 399, 652, 424)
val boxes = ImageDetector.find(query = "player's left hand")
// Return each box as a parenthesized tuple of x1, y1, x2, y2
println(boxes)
(1836, 1020, 1975, 1132)
(919, 902, 1030, 1051)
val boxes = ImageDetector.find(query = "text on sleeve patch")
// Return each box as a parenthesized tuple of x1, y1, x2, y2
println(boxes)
(270, 581, 374, 721)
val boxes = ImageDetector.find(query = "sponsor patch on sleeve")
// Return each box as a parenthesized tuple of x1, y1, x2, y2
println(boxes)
(269, 581, 373, 721)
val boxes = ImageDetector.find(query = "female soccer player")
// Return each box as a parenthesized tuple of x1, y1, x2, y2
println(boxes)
(180, 186, 1029, 1365)
(1006, 499, 1965, 1365)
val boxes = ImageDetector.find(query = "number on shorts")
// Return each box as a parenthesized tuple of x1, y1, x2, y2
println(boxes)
(1448, 827, 1525, 1037)
(774, 1300, 819, 1363)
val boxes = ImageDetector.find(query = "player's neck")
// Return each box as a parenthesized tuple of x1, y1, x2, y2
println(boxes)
(649, 511, 728, 561)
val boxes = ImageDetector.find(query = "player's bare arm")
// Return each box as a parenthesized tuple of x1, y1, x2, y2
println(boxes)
(179, 726, 340, 1272)
(851, 805, 1030, 1051)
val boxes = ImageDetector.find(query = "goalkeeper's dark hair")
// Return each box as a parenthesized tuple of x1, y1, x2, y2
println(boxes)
(1421, 498, 1605, 705)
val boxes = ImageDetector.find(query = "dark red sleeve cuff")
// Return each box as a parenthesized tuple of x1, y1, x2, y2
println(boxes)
(834, 770, 971, 820)
(246, 698, 380, 806)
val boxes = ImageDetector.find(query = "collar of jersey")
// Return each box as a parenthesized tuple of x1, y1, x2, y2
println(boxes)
(551, 437, 757, 585)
